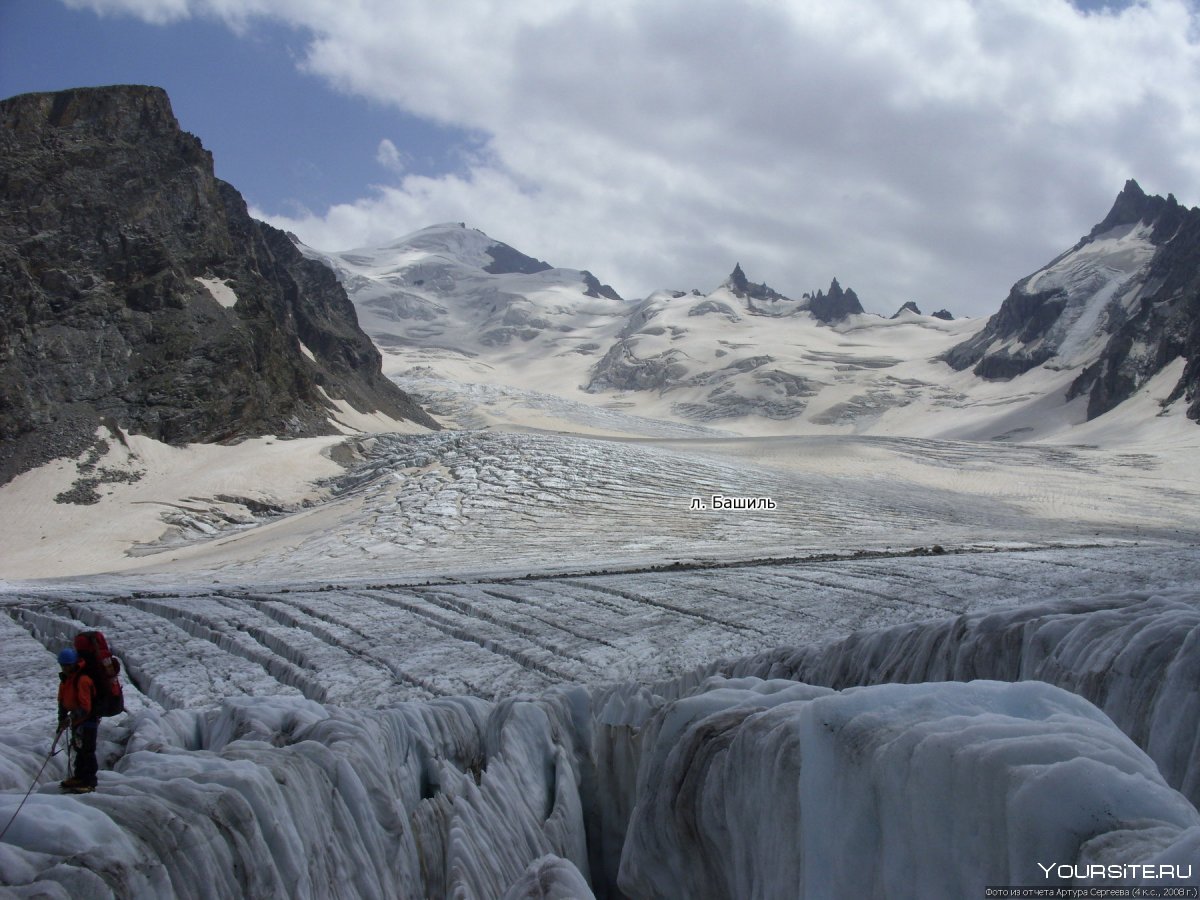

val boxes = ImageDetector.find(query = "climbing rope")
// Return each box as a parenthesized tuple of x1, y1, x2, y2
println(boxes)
(0, 729, 65, 843)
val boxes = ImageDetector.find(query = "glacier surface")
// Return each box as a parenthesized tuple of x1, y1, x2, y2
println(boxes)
(3, 549, 1200, 898)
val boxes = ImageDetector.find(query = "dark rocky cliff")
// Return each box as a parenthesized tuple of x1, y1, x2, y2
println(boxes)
(944, 180, 1200, 423)
(1067, 185, 1200, 421)
(0, 85, 437, 483)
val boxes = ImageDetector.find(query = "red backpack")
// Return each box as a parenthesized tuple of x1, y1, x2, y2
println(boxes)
(73, 631, 125, 718)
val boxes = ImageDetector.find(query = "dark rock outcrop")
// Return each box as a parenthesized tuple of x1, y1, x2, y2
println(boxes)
(723, 266, 863, 323)
(582, 271, 623, 302)
(482, 241, 552, 276)
(0, 85, 437, 483)
(724, 263, 791, 305)
(807, 278, 864, 323)
(891, 302, 953, 320)
(891, 301, 922, 318)
(942, 285, 1067, 377)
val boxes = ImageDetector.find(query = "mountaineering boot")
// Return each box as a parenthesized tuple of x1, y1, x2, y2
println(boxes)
(59, 776, 83, 790)
(61, 783, 95, 794)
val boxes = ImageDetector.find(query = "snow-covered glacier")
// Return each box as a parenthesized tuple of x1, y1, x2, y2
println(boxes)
(4, 422, 1200, 897)
(3, 576, 1200, 898)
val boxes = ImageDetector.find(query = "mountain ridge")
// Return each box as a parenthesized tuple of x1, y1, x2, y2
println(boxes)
(309, 194, 1199, 439)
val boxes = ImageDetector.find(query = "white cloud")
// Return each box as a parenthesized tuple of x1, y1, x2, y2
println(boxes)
(71, 0, 1200, 315)
(63, 0, 193, 25)
(374, 138, 406, 174)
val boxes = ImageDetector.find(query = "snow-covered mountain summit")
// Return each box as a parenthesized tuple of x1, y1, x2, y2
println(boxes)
(297, 223, 626, 368)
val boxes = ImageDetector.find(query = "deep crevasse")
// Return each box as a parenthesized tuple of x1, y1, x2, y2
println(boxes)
(2, 589, 1200, 899)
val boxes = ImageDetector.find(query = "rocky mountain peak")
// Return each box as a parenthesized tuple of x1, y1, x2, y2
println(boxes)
(582, 271, 624, 302)
(0, 84, 436, 484)
(944, 180, 1200, 424)
(1090, 178, 1185, 242)
(1098, 179, 1150, 228)
(891, 301, 922, 319)
(726, 263, 750, 293)
(807, 278, 865, 323)
(723, 263, 791, 306)
(890, 302, 953, 321)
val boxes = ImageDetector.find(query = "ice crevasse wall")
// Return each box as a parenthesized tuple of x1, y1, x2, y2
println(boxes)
(2, 590, 1200, 898)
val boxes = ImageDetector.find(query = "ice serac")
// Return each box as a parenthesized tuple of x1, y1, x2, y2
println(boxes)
(0, 85, 437, 484)
(945, 179, 1200, 423)
(711, 587, 1200, 809)
(0, 692, 597, 899)
(617, 678, 1200, 899)
(4, 590, 1200, 898)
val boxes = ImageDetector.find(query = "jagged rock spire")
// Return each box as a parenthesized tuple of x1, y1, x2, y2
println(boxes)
(808, 278, 864, 323)
(724, 263, 789, 304)
(727, 263, 750, 293)
(1090, 178, 1183, 239)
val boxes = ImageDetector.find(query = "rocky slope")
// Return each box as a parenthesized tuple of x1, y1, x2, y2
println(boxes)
(0, 85, 436, 484)
(945, 180, 1200, 422)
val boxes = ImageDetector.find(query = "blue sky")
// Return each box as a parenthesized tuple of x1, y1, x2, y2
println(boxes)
(3, 0, 1198, 316)
(0, 0, 480, 215)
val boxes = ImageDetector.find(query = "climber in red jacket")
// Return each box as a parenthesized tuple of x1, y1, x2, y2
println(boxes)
(56, 647, 98, 793)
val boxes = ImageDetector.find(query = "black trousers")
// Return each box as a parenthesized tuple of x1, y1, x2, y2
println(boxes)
(72, 719, 99, 786)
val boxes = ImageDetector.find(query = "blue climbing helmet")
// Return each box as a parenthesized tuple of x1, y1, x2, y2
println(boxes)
(57, 648, 79, 666)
